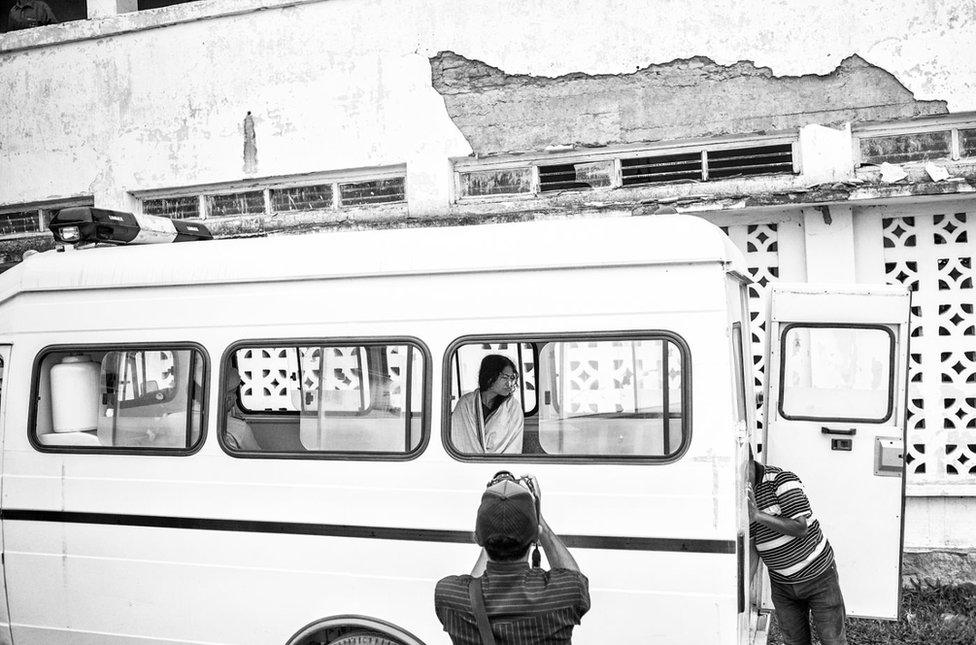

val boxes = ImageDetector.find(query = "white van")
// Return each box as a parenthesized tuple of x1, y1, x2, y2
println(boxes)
(0, 213, 908, 644)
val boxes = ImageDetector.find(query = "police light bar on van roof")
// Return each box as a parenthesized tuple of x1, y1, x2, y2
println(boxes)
(49, 207, 212, 247)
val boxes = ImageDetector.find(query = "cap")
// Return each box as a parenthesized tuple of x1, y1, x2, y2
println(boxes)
(474, 479, 539, 547)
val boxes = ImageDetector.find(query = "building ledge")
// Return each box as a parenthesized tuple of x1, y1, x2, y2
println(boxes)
(449, 168, 976, 220)
(0, 0, 330, 54)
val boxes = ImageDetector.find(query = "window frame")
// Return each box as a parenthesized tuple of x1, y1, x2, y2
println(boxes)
(852, 114, 976, 166)
(442, 331, 693, 464)
(776, 323, 896, 424)
(133, 166, 406, 222)
(452, 134, 800, 202)
(219, 336, 432, 461)
(28, 342, 210, 456)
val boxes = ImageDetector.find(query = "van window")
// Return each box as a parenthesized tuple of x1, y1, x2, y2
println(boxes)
(222, 341, 427, 457)
(779, 325, 894, 422)
(31, 346, 206, 452)
(445, 334, 689, 460)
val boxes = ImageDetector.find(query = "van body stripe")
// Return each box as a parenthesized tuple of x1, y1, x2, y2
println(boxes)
(1, 509, 736, 554)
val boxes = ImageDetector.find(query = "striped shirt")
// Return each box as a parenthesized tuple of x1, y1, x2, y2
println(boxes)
(751, 465, 834, 584)
(435, 561, 590, 645)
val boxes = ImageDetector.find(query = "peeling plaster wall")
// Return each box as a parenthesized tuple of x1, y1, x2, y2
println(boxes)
(431, 53, 946, 156)
(0, 0, 974, 213)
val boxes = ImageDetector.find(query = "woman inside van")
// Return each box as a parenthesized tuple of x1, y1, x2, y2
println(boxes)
(451, 354, 524, 454)
(223, 362, 262, 452)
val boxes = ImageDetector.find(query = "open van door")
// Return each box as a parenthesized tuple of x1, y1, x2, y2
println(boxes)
(762, 284, 910, 620)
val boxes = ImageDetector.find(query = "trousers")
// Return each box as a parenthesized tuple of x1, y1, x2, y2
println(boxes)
(769, 564, 847, 645)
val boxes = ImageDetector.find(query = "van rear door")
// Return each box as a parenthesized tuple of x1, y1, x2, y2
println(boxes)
(762, 284, 909, 620)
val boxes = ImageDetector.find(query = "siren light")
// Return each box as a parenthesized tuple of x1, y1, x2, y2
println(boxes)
(49, 207, 212, 247)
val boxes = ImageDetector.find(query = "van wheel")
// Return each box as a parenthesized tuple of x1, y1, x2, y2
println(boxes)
(330, 632, 403, 645)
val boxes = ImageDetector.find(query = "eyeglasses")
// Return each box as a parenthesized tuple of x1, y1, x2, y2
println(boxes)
(496, 373, 519, 384)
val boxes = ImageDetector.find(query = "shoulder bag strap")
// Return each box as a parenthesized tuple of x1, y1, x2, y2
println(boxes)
(467, 576, 497, 645)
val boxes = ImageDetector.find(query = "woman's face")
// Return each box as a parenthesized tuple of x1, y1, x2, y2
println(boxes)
(489, 365, 519, 398)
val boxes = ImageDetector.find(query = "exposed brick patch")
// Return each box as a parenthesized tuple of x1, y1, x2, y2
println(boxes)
(903, 550, 976, 587)
(431, 52, 948, 156)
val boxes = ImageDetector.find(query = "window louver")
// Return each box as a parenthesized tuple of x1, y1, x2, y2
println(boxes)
(143, 196, 200, 220)
(621, 152, 702, 185)
(207, 191, 265, 217)
(707, 144, 794, 179)
(0, 211, 41, 235)
(339, 177, 406, 206)
(271, 184, 334, 212)
(859, 132, 952, 165)
(960, 129, 976, 158)
(538, 161, 613, 192)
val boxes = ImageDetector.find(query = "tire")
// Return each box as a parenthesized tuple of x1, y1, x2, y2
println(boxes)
(329, 632, 403, 645)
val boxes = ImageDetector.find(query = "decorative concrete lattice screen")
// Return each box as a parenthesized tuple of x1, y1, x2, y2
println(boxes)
(722, 224, 781, 436)
(882, 211, 976, 485)
(236, 346, 412, 412)
(555, 340, 680, 415)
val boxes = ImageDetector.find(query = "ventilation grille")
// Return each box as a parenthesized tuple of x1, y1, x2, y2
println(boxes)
(622, 152, 702, 185)
(340, 177, 406, 206)
(271, 184, 334, 212)
(860, 131, 952, 165)
(707, 144, 794, 179)
(207, 191, 265, 218)
(461, 168, 533, 197)
(143, 195, 200, 220)
(960, 129, 976, 158)
(0, 211, 41, 235)
(538, 160, 613, 192)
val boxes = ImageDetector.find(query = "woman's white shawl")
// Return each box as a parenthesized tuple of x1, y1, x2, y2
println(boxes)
(450, 390, 524, 454)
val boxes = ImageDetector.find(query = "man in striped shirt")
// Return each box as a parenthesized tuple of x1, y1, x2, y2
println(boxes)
(748, 451, 847, 645)
(435, 478, 590, 644)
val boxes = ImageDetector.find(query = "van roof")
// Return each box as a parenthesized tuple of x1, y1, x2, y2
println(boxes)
(0, 215, 745, 302)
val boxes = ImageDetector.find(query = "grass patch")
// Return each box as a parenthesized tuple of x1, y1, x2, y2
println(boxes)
(767, 581, 976, 645)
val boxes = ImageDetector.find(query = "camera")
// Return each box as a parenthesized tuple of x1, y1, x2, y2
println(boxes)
(487, 470, 541, 518)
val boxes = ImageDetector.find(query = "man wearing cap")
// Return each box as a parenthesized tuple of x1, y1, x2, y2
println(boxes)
(434, 478, 590, 644)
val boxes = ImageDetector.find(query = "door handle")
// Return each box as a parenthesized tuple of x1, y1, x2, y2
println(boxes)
(821, 427, 857, 436)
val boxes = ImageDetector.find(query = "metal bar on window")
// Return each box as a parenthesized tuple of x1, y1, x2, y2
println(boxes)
(662, 341, 670, 455)
(404, 346, 414, 452)
(453, 352, 461, 406)
(631, 341, 639, 413)
(140, 352, 148, 398)
(317, 346, 326, 447)
(356, 347, 367, 413)
(186, 352, 195, 449)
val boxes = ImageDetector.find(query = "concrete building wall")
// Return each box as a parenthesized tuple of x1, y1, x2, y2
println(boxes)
(1, 0, 974, 213)
(1, 0, 975, 582)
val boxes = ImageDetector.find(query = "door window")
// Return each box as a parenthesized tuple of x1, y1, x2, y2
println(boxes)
(779, 325, 895, 422)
